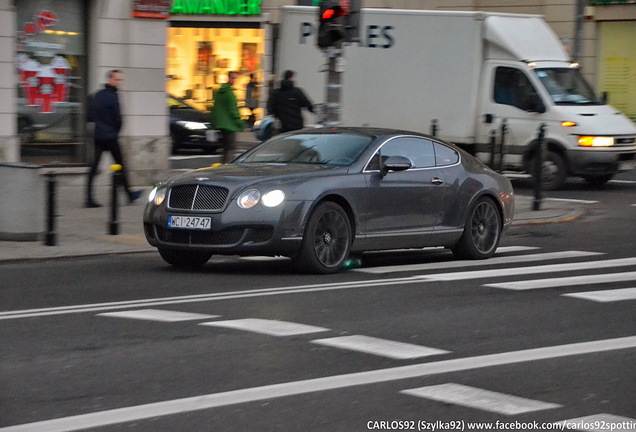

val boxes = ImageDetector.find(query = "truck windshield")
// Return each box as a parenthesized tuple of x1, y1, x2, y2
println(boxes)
(534, 68, 601, 105)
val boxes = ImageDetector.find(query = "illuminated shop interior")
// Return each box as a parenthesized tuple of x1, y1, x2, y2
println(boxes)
(166, 25, 264, 118)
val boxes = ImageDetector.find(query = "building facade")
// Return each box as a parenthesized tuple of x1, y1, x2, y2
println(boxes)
(0, 0, 634, 184)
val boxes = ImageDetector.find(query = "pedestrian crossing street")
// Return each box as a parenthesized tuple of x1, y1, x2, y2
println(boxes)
(92, 246, 636, 431)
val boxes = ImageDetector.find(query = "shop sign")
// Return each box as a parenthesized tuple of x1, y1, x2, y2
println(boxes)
(589, 0, 635, 4)
(132, 0, 171, 19)
(169, 0, 262, 15)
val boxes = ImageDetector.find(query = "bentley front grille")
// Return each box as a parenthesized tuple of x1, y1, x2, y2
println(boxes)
(168, 185, 229, 211)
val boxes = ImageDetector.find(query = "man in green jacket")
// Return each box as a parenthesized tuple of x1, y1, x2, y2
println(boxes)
(211, 71, 244, 163)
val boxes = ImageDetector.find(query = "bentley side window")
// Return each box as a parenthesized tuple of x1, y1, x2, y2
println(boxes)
(366, 137, 436, 171)
(434, 143, 459, 166)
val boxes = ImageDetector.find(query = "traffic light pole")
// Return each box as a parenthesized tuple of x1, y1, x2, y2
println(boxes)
(323, 46, 343, 126)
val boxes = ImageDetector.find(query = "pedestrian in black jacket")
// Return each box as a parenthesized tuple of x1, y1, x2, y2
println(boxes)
(268, 70, 314, 133)
(86, 70, 142, 208)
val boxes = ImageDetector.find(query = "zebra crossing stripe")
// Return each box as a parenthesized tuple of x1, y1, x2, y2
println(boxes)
(557, 413, 636, 431)
(484, 271, 636, 291)
(401, 383, 561, 415)
(563, 287, 636, 302)
(426, 257, 636, 282)
(199, 318, 330, 336)
(97, 309, 220, 322)
(311, 335, 450, 359)
(355, 250, 602, 274)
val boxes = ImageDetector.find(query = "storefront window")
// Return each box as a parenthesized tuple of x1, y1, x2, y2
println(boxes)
(16, 0, 86, 163)
(166, 25, 264, 124)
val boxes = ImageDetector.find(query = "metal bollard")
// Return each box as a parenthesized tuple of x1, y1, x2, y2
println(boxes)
(498, 118, 507, 173)
(44, 172, 57, 246)
(430, 119, 438, 137)
(533, 124, 546, 211)
(489, 129, 497, 170)
(109, 164, 122, 235)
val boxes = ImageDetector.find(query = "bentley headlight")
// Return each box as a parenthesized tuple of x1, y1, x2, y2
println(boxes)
(261, 190, 285, 207)
(177, 120, 207, 130)
(237, 189, 261, 209)
(149, 185, 167, 205)
(578, 136, 614, 147)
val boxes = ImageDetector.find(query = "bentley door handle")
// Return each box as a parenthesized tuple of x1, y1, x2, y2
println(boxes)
(431, 177, 444, 185)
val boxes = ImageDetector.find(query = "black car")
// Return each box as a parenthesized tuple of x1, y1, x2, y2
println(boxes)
(168, 94, 220, 154)
(144, 127, 515, 273)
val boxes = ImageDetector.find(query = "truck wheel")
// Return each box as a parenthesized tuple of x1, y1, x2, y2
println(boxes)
(584, 174, 613, 187)
(158, 247, 212, 268)
(451, 197, 501, 260)
(539, 151, 567, 191)
(294, 202, 352, 274)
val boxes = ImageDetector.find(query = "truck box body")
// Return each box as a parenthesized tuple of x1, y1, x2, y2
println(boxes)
(276, 6, 636, 188)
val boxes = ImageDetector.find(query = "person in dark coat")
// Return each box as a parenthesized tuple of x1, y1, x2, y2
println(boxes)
(268, 70, 314, 133)
(86, 69, 142, 208)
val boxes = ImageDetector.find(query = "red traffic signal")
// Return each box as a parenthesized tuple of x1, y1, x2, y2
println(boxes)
(321, 6, 344, 20)
(317, 2, 346, 49)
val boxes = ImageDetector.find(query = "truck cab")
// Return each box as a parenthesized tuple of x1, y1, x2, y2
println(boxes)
(477, 16, 636, 189)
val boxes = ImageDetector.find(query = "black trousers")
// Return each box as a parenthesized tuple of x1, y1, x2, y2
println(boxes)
(87, 138, 133, 201)
(220, 130, 236, 164)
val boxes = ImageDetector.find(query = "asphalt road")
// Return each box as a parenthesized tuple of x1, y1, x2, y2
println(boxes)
(0, 171, 634, 432)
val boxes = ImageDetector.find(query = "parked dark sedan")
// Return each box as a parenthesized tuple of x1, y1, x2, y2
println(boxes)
(168, 94, 220, 154)
(144, 127, 515, 273)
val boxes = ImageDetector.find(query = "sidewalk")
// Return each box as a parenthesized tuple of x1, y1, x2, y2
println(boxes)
(0, 169, 589, 263)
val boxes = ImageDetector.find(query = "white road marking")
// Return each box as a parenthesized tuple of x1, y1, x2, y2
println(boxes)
(545, 197, 599, 204)
(355, 250, 602, 274)
(97, 309, 219, 322)
(557, 413, 636, 431)
(426, 257, 636, 281)
(485, 271, 636, 290)
(495, 246, 540, 253)
(311, 335, 450, 359)
(2, 336, 635, 432)
(400, 383, 561, 415)
(3, 257, 635, 321)
(563, 287, 636, 302)
(199, 318, 329, 336)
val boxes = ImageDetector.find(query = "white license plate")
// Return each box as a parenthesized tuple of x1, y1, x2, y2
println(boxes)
(167, 215, 211, 230)
(206, 129, 219, 142)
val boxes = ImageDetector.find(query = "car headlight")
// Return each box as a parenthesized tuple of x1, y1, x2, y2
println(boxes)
(176, 120, 207, 130)
(236, 189, 285, 209)
(578, 136, 614, 147)
(237, 189, 261, 209)
(148, 185, 167, 205)
(261, 190, 285, 207)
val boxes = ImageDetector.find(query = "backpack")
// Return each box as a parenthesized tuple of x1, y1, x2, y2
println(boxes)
(254, 116, 275, 141)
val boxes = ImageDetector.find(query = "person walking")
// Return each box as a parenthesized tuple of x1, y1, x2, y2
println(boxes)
(244, 73, 260, 128)
(86, 69, 142, 208)
(268, 70, 314, 133)
(210, 71, 244, 163)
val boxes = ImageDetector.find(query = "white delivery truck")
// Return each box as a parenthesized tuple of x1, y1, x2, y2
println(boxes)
(275, 6, 636, 189)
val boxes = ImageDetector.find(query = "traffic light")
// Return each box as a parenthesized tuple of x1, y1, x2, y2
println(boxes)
(317, 1, 346, 49)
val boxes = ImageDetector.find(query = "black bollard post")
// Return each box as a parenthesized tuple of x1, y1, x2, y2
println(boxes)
(498, 119, 507, 173)
(489, 129, 497, 169)
(109, 164, 122, 235)
(533, 124, 546, 211)
(430, 119, 438, 137)
(44, 172, 57, 246)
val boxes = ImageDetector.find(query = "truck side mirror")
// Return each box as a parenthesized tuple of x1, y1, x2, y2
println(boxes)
(524, 96, 546, 114)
